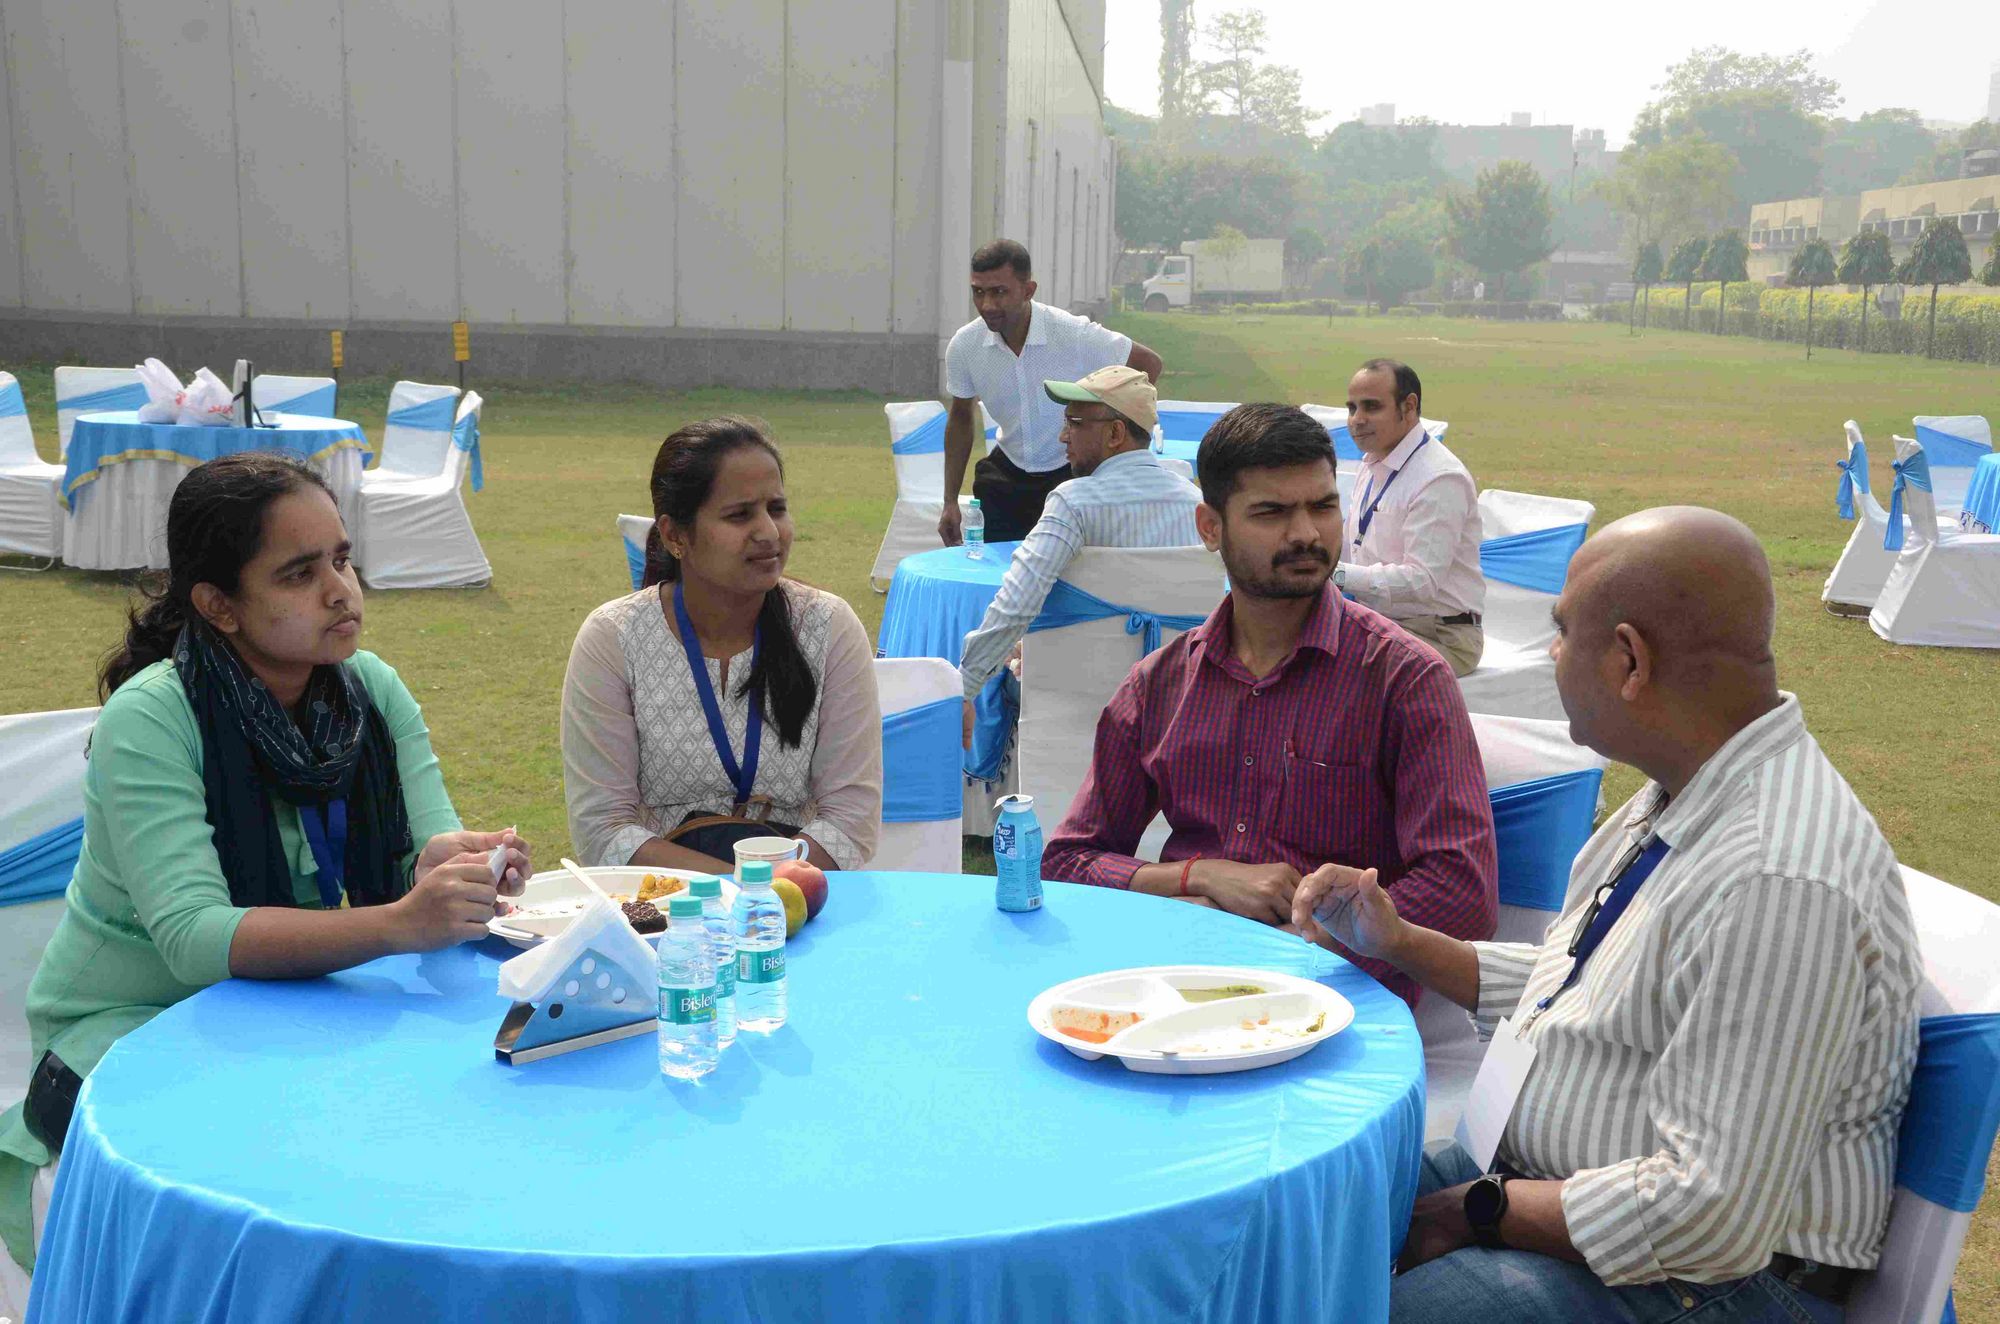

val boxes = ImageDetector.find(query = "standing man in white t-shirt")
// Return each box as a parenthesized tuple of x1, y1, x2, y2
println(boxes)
(940, 239, 1164, 544)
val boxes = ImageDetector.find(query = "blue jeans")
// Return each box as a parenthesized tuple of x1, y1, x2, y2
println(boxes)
(1391, 1142, 1846, 1324)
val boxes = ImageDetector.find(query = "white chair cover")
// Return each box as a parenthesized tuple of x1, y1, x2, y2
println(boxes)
(1417, 713, 1607, 1142)
(1869, 435, 2000, 649)
(872, 658, 965, 873)
(867, 402, 993, 591)
(0, 372, 62, 559)
(53, 366, 145, 460)
(618, 514, 653, 591)
(249, 373, 338, 421)
(354, 391, 491, 589)
(1910, 415, 1992, 518)
(1455, 490, 1594, 721)
(1016, 545, 1225, 833)
(368, 381, 461, 481)
(1846, 866, 2000, 1323)
(1821, 420, 1954, 614)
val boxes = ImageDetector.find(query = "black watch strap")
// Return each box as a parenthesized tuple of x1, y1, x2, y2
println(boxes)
(1464, 1174, 1510, 1249)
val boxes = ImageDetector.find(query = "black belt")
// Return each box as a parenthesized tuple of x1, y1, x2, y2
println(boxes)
(1767, 1253, 1859, 1306)
(1439, 612, 1482, 626)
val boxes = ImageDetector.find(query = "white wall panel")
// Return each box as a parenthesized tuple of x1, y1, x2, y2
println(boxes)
(565, 0, 673, 327)
(674, 0, 783, 330)
(892, 0, 942, 336)
(783, 0, 893, 333)
(0, 13, 23, 308)
(2, 0, 132, 312)
(231, 1, 347, 320)
(457, 0, 563, 324)
(343, 0, 455, 320)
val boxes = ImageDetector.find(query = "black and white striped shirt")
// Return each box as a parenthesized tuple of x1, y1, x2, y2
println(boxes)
(1472, 694, 1922, 1286)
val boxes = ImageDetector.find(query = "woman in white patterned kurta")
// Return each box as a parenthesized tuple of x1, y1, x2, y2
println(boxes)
(561, 418, 881, 874)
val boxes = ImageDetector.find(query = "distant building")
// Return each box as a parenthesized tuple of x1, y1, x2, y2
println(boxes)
(1748, 175, 1999, 288)
(1432, 122, 1578, 185)
(1359, 103, 1396, 127)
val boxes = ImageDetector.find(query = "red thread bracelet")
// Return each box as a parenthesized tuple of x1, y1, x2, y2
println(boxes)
(1179, 856, 1199, 897)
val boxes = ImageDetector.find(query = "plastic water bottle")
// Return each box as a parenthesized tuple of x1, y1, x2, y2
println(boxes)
(993, 794, 1045, 912)
(732, 860, 788, 1033)
(964, 497, 986, 560)
(690, 875, 736, 1047)
(657, 894, 718, 1080)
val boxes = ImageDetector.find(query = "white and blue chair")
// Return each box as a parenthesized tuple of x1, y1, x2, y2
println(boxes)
(1824, 420, 1959, 616)
(618, 514, 653, 591)
(53, 366, 146, 459)
(1868, 434, 2000, 649)
(868, 402, 997, 592)
(354, 391, 490, 590)
(1847, 865, 2000, 1323)
(0, 371, 63, 566)
(1910, 415, 1991, 519)
(249, 373, 339, 421)
(364, 380, 460, 483)
(1455, 490, 1595, 722)
(872, 658, 966, 873)
(1417, 712, 1608, 1141)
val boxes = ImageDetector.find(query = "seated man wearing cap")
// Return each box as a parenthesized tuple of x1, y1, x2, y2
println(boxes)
(958, 366, 1201, 743)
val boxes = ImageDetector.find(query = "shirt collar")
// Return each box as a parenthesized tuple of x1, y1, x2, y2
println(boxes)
(1088, 447, 1157, 477)
(1189, 581, 1345, 668)
(1630, 693, 1808, 851)
(980, 301, 1046, 350)
(1368, 421, 1429, 471)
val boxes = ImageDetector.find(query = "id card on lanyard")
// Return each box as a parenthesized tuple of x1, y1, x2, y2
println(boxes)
(1454, 834, 1672, 1169)
(1352, 434, 1429, 548)
(673, 581, 763, 808)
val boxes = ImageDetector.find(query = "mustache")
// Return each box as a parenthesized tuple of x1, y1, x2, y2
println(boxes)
(1273, 545, 1330, 569)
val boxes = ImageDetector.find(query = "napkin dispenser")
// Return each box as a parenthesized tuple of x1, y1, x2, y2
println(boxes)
(494, 889, 656, 1064)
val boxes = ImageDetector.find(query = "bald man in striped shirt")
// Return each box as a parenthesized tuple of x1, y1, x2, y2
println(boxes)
(1298, 507, 1922, 1323)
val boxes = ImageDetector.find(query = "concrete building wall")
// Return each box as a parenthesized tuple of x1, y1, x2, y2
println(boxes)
(0, 0, 1110, 394)
(1749, 176, 1997, 285)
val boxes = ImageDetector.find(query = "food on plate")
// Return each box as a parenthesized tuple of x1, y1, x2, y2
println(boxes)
(1050, 1004, 1145, 1045)
(620, 900, 666, 935)
(772, 878, 809, 937)
(637, 874, 687, 903)
(1176, 984, 1267, 1003)
(1159, 1010, 1327, 1056)
(773, 860, 828, 920)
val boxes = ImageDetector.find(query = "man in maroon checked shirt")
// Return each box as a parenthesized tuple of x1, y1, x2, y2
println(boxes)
(1042, 402, 1497, 1005)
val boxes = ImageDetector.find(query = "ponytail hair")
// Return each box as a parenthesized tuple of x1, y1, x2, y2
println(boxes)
(642, 417, 816, 748)
(99, 453, 334, 699)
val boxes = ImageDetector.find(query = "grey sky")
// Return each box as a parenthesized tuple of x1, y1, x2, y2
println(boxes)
(1102, 0, 1998, 149)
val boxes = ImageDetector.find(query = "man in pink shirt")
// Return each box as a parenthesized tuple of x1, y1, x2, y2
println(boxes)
(1043, 403, 1497, 1004)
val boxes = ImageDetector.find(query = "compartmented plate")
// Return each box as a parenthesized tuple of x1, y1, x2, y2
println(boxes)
(1026, 964, 1353, 1075)
(487, 866, 734, 950)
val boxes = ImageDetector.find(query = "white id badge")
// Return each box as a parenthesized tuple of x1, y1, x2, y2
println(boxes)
(1453, 1016, 1537, 1170)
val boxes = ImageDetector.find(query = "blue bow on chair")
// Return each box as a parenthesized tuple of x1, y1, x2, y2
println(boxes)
(1884, 449, 1932, 551)
(1122, 610, 1170, 654)
(1835, 446, 1868, 521)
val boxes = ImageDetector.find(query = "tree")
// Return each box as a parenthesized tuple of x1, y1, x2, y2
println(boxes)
(1899, 119, 2000, 185)
(1898, 217, 1973, 358)
(1595, 136, 1738, 254)
(1788, 237, 1838, 358)
(1284, 226, 1326, 291)
(1654, 46, 1842, 116)
(1697, 230, 1749, 334)
(1444, 160, 1555, 297)
(1822, 109, 1939, 194)
(1837, 230, 1896, 346)
(1207, 222, 1248, 293)
(1157, 0, 1197, 148)
(1634, 48, 1838, 213)
(1666, 235, 1707, 325)
(1341, 226, 1434, 312)
(1983, 233, 2000, 288)
(1631, 240, 1663, 333)
(1115, 151, 1302, 248)
(1195, 10, 1315, 145)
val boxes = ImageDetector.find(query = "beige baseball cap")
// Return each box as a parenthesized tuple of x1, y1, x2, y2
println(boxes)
(1044, 364, 1157, 432)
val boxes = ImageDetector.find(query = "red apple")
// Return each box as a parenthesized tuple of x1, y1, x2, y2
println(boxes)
(773, 859, 828, 921)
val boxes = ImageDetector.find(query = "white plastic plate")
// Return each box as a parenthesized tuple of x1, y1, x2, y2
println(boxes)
(487, 866, 733, 950)
(1026, 964, 1354, 1075)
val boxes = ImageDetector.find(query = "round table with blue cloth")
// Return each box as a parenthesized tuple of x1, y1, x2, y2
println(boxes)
(1962, 452, 2000, 534)
(878, 542, 1020, 780)
(29, 875, 1424, 1323)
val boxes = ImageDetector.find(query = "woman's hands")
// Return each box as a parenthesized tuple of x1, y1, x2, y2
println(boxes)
(388, 828, 533, 953)
(415, 828, 531, 890)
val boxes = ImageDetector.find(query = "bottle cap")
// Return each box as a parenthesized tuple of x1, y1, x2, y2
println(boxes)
(688, 876, 722, 898)
(969, 497, 981, 508)
(668, 894, 703, 919)
(740, 860, 774, 883)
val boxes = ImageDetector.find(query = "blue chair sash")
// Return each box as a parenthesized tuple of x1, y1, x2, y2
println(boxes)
(385, 394, 457, 433)
(1031, 579, 1209, 654)
(1835, 442, 1868, 521)
(623, 535, 646, 590)
(454, 409, 483, 491)
(881, 697, 963, 823)
(1479, 523, 1589, 596)
(1884, 450, 1932, 551)
(269, 383, 338, 419)
(1156, 409, 1225, 445)
(892, 411, 947, 456)
(0, 815, 82, 907)
(1486, 769, 1602, 912)
(1328, 424, 1361, 461)
(0, 381, 27, 419)
(59, 381, 149, 415)
(1895, 1012, 2000, 1215)
(1913, 424, 1991, 470)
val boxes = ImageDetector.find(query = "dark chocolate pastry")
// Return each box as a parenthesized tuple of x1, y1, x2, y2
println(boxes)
(621, 899, 665, 934)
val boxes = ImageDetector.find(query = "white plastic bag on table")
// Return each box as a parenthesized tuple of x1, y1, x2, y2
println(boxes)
(176, 368, 235, 427)
(135, 357, 183, 424)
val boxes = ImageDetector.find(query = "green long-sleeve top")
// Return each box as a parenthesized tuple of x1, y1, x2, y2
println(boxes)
(0, 650, 461, 1271)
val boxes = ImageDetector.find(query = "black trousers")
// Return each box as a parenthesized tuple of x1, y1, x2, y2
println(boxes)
(972, 449, 1072, 542)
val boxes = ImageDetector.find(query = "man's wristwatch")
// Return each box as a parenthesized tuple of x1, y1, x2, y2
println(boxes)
(1463, 1174, 1510, 1249)
(1333, 563, 1348, 591)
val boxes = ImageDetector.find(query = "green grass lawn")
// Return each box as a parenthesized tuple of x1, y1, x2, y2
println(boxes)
(2, 315, 1996, 1315)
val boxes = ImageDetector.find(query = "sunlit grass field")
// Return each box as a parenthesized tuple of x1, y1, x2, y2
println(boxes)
(2, 313, 1994, 1315)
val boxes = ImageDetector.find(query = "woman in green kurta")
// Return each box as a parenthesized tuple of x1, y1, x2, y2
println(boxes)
(0, 454, 530, 1282)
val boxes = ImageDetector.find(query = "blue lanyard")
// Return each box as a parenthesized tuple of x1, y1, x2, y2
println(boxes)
(1353, 434, 1430, 546)
(299, 799, 348, 910)
(1534, 835, 1671, 1016)
(672, 581, 762, 807)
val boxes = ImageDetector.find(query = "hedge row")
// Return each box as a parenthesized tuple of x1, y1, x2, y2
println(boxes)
(1597, 283, 2000, 363)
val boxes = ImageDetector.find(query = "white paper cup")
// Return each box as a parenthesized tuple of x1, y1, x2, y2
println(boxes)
(734, 835, 806, 881)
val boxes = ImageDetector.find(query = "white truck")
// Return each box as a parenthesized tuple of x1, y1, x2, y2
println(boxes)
(1140, 237, 1285, 310)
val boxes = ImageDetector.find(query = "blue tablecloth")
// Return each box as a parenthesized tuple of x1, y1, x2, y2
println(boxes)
(878, 542, 1021, 779)
(62, 410, 370, 507)
(31, 875, 1424, 1323)
(1963, 452, 2000, 534)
